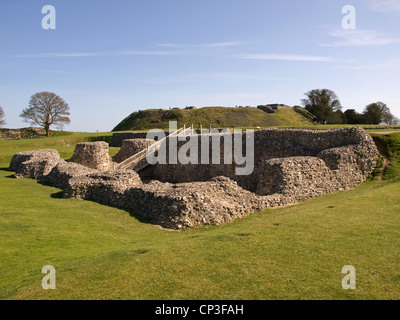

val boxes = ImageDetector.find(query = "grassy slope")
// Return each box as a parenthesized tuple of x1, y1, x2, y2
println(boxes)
(274, 108, 313, 127)
(369, 133, 400, 180)
(1, 132, 400, 300)
(112, 107, 312, 131)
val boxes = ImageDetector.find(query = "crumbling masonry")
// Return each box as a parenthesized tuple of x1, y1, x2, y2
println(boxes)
(9, 127, 379, 229)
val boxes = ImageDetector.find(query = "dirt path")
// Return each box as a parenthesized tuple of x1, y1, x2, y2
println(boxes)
(370, 131, 400, 135)
(372, 137, 391, 181)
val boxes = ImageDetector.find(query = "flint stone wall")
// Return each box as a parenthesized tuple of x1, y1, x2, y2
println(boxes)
(8, 149, 99, 190)
(9, 149, 62, 179)
(68, 141, 114, 171)
(112, 139, 155, 163)
(110, 131, 166, 147)
(0, 127, 46, 141)
(152, 127, 379, 194)
(65, 170, 143, 208)
(65, 175, 285, 229)
(9, 127, 380, 229)
(39, 161, 99, 189)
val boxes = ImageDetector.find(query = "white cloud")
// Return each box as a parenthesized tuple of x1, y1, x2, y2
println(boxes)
(200, 41, 242, 48)
(14, 43, 241, 58)
(158, 41, 242, 48)
(321, 29, 400, 47)
(239, 54, 334, 62)
(368, 0, 400, 13)
(338, 59, 400, 70)
(212, 72, 291, 81)
(15, 52, 99, 58)
(111, 50, 174, 56)
(14, 50, 174, 58)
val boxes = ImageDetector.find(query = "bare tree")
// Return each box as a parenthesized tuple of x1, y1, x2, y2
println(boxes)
(20, 92, 70, 136)
(0, 106, 5, 127)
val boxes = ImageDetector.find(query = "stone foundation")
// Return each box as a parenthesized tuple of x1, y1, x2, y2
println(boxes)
(9, 149, 62, 179)
(152, 127, 379, 195)
(67, 141, 114, 171)
(9, 127, 380, 229)
(112, 139, 155, 163)
(39, 161, 99, 189)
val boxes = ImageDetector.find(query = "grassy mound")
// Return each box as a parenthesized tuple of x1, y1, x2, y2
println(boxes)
(112, 107, 313, 131)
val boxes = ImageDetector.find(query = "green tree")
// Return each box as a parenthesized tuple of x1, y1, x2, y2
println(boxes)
(301, 89, 342, 123)
(20, 92, 70, 136)
(363, 102, 393, 125)
(329, 110, 346, 124)
(0, 106, 6, 127)
(344, 109, 364, 124)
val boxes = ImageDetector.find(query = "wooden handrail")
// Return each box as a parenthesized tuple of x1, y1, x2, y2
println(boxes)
(116, 126, 191, 171)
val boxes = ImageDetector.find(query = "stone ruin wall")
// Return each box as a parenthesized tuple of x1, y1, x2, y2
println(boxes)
(112, 139, 155, 163)
(151, 127, 378, 194)
(110, 132, 162, 147)
(67, 141, 114, 171)
(8, 127, 379, 229)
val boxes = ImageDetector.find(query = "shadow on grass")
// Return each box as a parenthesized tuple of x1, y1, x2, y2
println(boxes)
(1, 166, 163, 229)
(0, 167, 17, 179)
(48, 188, 154, 226)
(121, 207, 154, 226)
(50, 191, 64, 199)
(85, 201, 155, 226)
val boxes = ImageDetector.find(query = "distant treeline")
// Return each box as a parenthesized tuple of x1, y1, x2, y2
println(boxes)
(301, 89, 399, 125)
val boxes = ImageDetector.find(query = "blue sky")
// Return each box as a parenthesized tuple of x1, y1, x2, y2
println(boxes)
(0, 0, 399, 132)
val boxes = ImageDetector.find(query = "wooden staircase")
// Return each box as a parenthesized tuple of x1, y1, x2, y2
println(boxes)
(115, 126, 193, 172)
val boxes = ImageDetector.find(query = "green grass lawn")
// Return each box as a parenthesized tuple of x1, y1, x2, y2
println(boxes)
(0, 132, 119, 164)
(1, 131, 400, 300)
